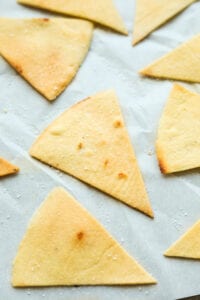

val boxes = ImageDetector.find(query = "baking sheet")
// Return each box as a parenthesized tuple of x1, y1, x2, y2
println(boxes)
(1, 0, 200, 299)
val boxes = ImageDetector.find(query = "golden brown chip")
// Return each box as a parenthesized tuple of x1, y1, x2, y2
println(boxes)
(0, 157, 19, 177)
(0, 17, 93, 100)
(156, 84, 200, 174)
(165, 220, 200, 259)
(30, 90, 153, 217)
(18, 0, 128, 35)
(133, 0, 196, 45)
(140, 34, 200, 83)
(12, 187, 156, 287)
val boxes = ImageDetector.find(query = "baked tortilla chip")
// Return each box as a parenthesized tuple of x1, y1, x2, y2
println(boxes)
(165, 220, 200, 259)
(133, 0, 196, 45)
(156, 84, 200, 174)
(0, 157, 19, 177)
(12, 187, 156, 287)
(140, 34, 200, 83)
(18, 0, 128, 35)
(30, 90, 153, 217)
(0, 18, 93, 101)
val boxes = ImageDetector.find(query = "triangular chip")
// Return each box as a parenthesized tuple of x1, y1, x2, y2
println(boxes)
(156, 84, 200, 174)
(165, 220, 200, 259)
(0, 18, 93, 101)
(140, 34, 200, 83)
(0, 157, 19, 177)
(30, 90, 153, 217)
(133, 0, 196, 45)
(18, 0, 128, 35)
(12, 187, 156, 287)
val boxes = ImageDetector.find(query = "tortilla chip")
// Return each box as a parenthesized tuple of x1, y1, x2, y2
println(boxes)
(156, 84, 200, 174)
(133, 0, 196, 45)
(18, 0, 128, 35)
(30, 90, 153, 217)
(165, 220, 200, 259)
(140, 34, 200, 83)
(12, 187, 156, 287)
(0, 157, 19, 177)
(0, 18, 93, 101)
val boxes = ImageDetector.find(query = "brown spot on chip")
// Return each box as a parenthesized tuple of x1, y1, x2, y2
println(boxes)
(104, 159, 109, 167)
(35, 18, 50, 26)
(158, 159, 168, 174)
(156, 146, 168, 174)
(113, 120, 123, 128)
(77, 231, 84, 241)
(77, 142, 83, 150)
(118, 172, 128, 179)
(14, 64, 23, 74)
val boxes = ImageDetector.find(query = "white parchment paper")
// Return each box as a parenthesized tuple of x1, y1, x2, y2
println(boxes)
(1, 1, 200, 299)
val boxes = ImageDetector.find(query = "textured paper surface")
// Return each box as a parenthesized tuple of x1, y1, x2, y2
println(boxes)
(0, 0, 200, 299)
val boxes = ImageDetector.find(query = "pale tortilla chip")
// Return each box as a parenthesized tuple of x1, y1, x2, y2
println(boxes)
(140, 34, 200, 83)
(30, 90, 153, 217)
(0, 18, 93, 101)
(0, 157, 19, 177)
(133, 0, 196, 45)
(156, 84, 200, 174)
(18, 0, 128, 35)
(165, 220, 200, 259)
(12, 187, 156, 287)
